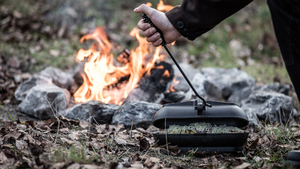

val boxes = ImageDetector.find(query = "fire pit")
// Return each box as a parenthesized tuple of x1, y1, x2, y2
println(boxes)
(13, 1, 296, 130)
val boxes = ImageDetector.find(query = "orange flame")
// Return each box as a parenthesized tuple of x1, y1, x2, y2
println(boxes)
(146, 2, 152, 7)
(74, 27, 164, 105)
(163, 70, 170, 78)
(74, 1, 175, 105)
(169, 76, 180, 92)
(157, 0, 174, 12)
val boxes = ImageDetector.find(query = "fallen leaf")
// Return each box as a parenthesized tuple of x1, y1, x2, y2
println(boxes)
(139, 137, 150, 151)
(131, 153, 141, 162)
(96, 124, 107, 134)
(22, 156, 35, 168)
(49, 162, 65, 169)
(61, 138, 75, 145)
(115, 135, 137, 146)
(0, 151, 8, 164)
(23, 134, 38, 145)
(90, 141, 104, 150)
(79, 121, 89, 129)
(233, 162, 251, 169)
(294, 131, 300, 138)
(4, 131, 22, 140)
(211, 156, 219, 167)
(151, 164, 160, 169)
(253, 156, 262, 163)
(144, 157, 154, 168)
(1, 144, 14, 149)
(16, 140, 28, 150)
(7, 56, 20, 68)
(149, 157, 160, 163)
(29, 144, 44, 157)
(117, 132, 129, 140)
(248, 136, 259, 150)
(167, 145, 181, 155)
(59, 128, 69, 134)
(131, 161, 143, 168)
(66, 163, 80, 169)
(69, 131, 81, 140)
(115, 123, 124, 133)
(36, 118, 57, 130)
(80, 164, 101, 169)
(171, 164, 183, 169)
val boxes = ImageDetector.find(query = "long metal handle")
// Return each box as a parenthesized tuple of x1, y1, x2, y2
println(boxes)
(142, 13, 211, 108)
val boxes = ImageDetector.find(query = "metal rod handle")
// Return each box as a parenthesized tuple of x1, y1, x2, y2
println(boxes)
(142, 13, 211, 108)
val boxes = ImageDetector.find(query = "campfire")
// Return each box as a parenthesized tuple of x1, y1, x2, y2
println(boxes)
(74, 1, 174, 105)
(74, 27, 166, 105)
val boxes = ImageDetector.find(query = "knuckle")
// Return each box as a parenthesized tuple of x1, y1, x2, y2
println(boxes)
(146, 37, 153, 42)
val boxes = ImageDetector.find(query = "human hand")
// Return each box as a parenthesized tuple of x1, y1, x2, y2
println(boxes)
(134, 4, 181, 47)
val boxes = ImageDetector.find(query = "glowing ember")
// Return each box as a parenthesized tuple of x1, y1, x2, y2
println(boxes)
(74, 1, 175, 105)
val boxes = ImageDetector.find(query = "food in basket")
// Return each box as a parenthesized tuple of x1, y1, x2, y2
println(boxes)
(164, 122, 244, 134)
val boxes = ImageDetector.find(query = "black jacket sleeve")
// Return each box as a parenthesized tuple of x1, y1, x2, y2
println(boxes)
(166, 0, 253, 40)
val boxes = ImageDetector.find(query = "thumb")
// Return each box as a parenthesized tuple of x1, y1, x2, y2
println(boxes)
(134, 4, 155, 16)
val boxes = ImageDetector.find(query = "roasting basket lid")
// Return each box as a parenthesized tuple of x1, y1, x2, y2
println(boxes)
(152, 100, 249, 129)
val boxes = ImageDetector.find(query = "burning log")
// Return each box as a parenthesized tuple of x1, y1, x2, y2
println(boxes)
(124, 61, 174, 103)
(117, 49, 131, 65)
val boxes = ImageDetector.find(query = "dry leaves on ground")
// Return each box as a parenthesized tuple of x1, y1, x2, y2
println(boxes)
(1, 116, 300, 168)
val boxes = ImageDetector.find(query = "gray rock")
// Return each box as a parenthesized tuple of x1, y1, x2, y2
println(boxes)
(201, 67, 255, 103)
(15, 66, 74, 101)
(172, 76, 190, 92)
(14, 75, 53, 101)
(242, 107, 262, 128)
(19, 84, 70, 120)
(171, 62, 200, 94)
(241, 90, 294, 127)
(112, 101, 162, 129)
(59, 100, 119, 123)
(161, 91, 186, 103)
(228, 86, 254, 105)
(71, 62, 85, 85)
(256, 82, 291, 95)
(40, 66, 74, 89)
(125, 88, 164, 104)
(191, 72, 207, 98)
(173, 62, 199, 80)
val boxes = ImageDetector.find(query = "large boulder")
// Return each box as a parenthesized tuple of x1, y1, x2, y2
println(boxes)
(14, 75, 53, 101)
(241, 90, 295, 127)
(18, 84, 70, 120)
(112, 101, 162, 129)
(201, 67, 256, 103)
(15, 66, 74, 101)
(191, 72, 208, 99)
(255, 82, 291, 96)
(59, 100, 119, 123)
(40, 66, 74, 90)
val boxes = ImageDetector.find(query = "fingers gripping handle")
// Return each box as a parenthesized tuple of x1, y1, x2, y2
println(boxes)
(142, 13, 166, 45)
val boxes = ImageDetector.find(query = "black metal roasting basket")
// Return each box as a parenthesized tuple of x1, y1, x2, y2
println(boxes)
(142, 14, 250, 153)
(152, 100, 249, 152)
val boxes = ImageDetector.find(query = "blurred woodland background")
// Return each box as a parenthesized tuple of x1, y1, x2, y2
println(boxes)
(0, 0, 297, 104)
